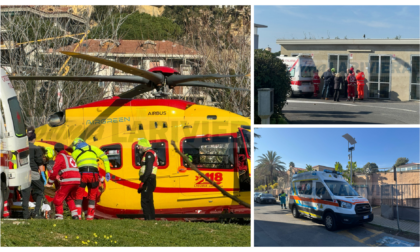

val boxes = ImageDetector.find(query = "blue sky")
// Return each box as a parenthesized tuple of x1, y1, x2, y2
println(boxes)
(255, 6, 420, 52)
(254, 128, 420, 170)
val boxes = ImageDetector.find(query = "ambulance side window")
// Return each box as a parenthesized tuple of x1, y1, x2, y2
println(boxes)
(316, 182, 332, 201)
(297, 180, 313, 195)
(288, 67, 295, 77)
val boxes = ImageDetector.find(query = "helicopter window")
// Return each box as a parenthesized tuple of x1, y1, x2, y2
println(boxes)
(132, 140, 168, 169)
(139, 124, 143, 130)
(101, 144, 122, 169)
(182, 135, 235, 169)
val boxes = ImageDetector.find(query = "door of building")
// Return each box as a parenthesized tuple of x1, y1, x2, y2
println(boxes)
(369, 55, 391, 99)
(410, 55, 419, 100)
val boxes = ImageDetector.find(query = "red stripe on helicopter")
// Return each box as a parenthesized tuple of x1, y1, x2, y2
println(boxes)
(68, 98, 194, 110)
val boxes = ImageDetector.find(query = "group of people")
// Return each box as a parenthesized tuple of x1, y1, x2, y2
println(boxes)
(313, 67, 367, 102)
(3, 129, 159, 220)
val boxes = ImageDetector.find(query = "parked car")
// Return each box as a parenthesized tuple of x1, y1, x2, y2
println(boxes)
(254, 192, 262, 202)
(256, 193, 277, 204)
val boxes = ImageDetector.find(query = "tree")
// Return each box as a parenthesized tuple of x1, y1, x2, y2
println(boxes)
(255, 151, 286, 189)
(254, 49, 291, 124)
(362, 162, 379, 174)
(394, 157, 409, 168)
(305, 164, 313, 171)
(254, 132, 261, 150)
(335, 162, 343, 173)
(289, 162, 295, 168)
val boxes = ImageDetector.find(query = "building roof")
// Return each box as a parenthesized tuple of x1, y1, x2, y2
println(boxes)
(52, 39, 199, 58)
(254, 23, 268, 28)
(397, 163, 420, 168)
(289, 167, 305, 171)
(276, 39, 420, 45)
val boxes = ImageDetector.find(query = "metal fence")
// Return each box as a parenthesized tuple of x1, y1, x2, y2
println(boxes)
(381, 184, 420, 209)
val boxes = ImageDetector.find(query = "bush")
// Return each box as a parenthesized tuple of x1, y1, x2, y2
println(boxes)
(254, 49, 290, 124)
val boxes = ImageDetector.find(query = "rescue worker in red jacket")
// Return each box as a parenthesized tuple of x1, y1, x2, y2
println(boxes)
(347, 69, 357, 102)
(45, 143, 81, 219)
(312, 70, 321, 98)
(136, 138, 158, 220)
(72, 138, 110, 220)
(356, 70, 366, 100)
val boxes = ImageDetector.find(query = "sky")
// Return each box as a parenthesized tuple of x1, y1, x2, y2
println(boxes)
(254, 5, 420, 52)
(254, 128, 420, 170)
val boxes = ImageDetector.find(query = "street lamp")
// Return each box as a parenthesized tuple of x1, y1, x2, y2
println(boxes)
(342, 133, 357, 185)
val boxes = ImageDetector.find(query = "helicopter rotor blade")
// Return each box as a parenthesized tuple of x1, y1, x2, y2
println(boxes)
(117, 83, 155, 98)
(9, 75, 149, 84)
(60, 51, 163, 84)
(176, 81, 249, 91)
(166, 74, 244, 86)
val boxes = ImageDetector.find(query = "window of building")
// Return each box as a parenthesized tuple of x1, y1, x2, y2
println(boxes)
(315, 182, 332, 201)
(411, 56, 419, 100)
(182, 135, 235, 169)
(101, 144, 122, 169)
(329, 54, 349, 74)
(369, 55, 391, 99)
(132, 140, 168, 169)
(296, 180, 313, 195)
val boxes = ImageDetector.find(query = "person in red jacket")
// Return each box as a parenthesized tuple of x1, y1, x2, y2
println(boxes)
(356, 70, 366, 100)
(45, 143, 81, 219)
(312, 70, 321, 97)
(347, 69, 357, 102)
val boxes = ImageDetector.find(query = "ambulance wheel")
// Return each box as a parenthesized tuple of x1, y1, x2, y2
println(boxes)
(292, 205, 300, 218)
(324, 212, 338, 231)
(286, 89, 293, 98)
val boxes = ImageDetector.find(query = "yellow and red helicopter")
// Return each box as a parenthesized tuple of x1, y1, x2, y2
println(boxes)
(9, 52, 251, 220)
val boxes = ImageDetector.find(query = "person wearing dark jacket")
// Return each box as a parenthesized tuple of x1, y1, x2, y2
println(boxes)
(333, 73, 344, 102)
(320, 69, 334, 100)
(26, 126, 45, 218)
(136, 138, 158, 220)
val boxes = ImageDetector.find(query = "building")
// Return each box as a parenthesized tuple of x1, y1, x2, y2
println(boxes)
(276, 39, 420, 101)
(394, 163, 420, 172)
(254, 23, 267, 50)
(49, 39, 208, 101)
(312, 165, 335, 172)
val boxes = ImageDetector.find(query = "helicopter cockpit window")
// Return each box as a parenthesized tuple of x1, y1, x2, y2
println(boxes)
(133, 141, 168, 169)
(182, 136, 235, 169)
(101, 144, 122, 169)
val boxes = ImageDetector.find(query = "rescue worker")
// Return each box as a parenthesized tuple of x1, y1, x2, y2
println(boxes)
(347, 68, 357, 102)
(279, 190, 287, 209)
(320, 68, 334, 100)
(333, 73, 343, 102)
(72, 138, 110, 220)
(136, 138, 158, 220)
(356, 70, 366, 100)
(45, 143, 81, 220)
(312, 70, 320, 98)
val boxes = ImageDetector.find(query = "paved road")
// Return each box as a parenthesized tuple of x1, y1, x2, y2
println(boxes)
(282, 98, 420, 124)
(254, 202, 419, 247)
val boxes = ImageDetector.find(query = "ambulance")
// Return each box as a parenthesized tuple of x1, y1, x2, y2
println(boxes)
(278, 54, 316, 98)
(289, 170, 373, 231)
(1, 68, 31, 217)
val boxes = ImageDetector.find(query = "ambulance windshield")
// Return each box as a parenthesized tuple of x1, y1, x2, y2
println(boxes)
(324, 180, 359, 196)
(301, 66, 316, 78)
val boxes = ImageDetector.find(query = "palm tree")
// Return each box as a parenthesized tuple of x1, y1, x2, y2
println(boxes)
(256, 151, 286, 188)
(254, 132, 261, 150)
(305, 164, 313, 171)
(335, 162, 343, 173)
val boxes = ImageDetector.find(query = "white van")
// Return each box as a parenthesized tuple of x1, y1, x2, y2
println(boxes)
(278, 54, 316, 98)
(1, 68, 31, 217)
(289, 170, 373, 231)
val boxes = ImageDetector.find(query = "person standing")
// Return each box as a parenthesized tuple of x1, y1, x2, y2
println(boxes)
(45, 143, 81, 219)
(333, 73, 343, 102)
(356, 70, 366, 100)
(72, 138, 110, 220)
(312, 70, 320, 98)
(136, 138, 158, 220)
(26, 126, 45, 219)
(320, 69, 334, 100)
(347, 68, 357, 102)
(279, 190, 287, 209)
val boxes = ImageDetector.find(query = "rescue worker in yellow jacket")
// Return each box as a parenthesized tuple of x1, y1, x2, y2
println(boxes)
(71, 138, 110, 220)
(136, 138, 158, 220)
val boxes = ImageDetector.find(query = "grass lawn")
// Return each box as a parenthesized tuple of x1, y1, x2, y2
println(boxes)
(1, 219, 250, 247)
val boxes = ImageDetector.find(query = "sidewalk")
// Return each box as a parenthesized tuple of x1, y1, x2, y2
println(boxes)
(370, 206, 420, 235)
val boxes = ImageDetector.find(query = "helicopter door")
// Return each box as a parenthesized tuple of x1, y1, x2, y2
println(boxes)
(180, 134, 238, 197)
(97, 143, 126, 214)
(237, 128, 251, 192)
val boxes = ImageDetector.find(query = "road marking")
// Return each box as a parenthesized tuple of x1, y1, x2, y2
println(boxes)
(287, 100, 418, 112)
(337, 228, 384, 247)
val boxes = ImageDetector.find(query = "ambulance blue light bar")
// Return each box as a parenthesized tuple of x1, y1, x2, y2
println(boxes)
(324, 170, 342, 175)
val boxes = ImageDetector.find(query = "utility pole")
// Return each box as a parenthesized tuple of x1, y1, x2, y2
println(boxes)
(394, 165, 400, 231)
(343, 134, 357, 185)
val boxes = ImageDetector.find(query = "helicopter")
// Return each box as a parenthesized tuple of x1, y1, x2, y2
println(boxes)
(9, 51, 251, 221)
